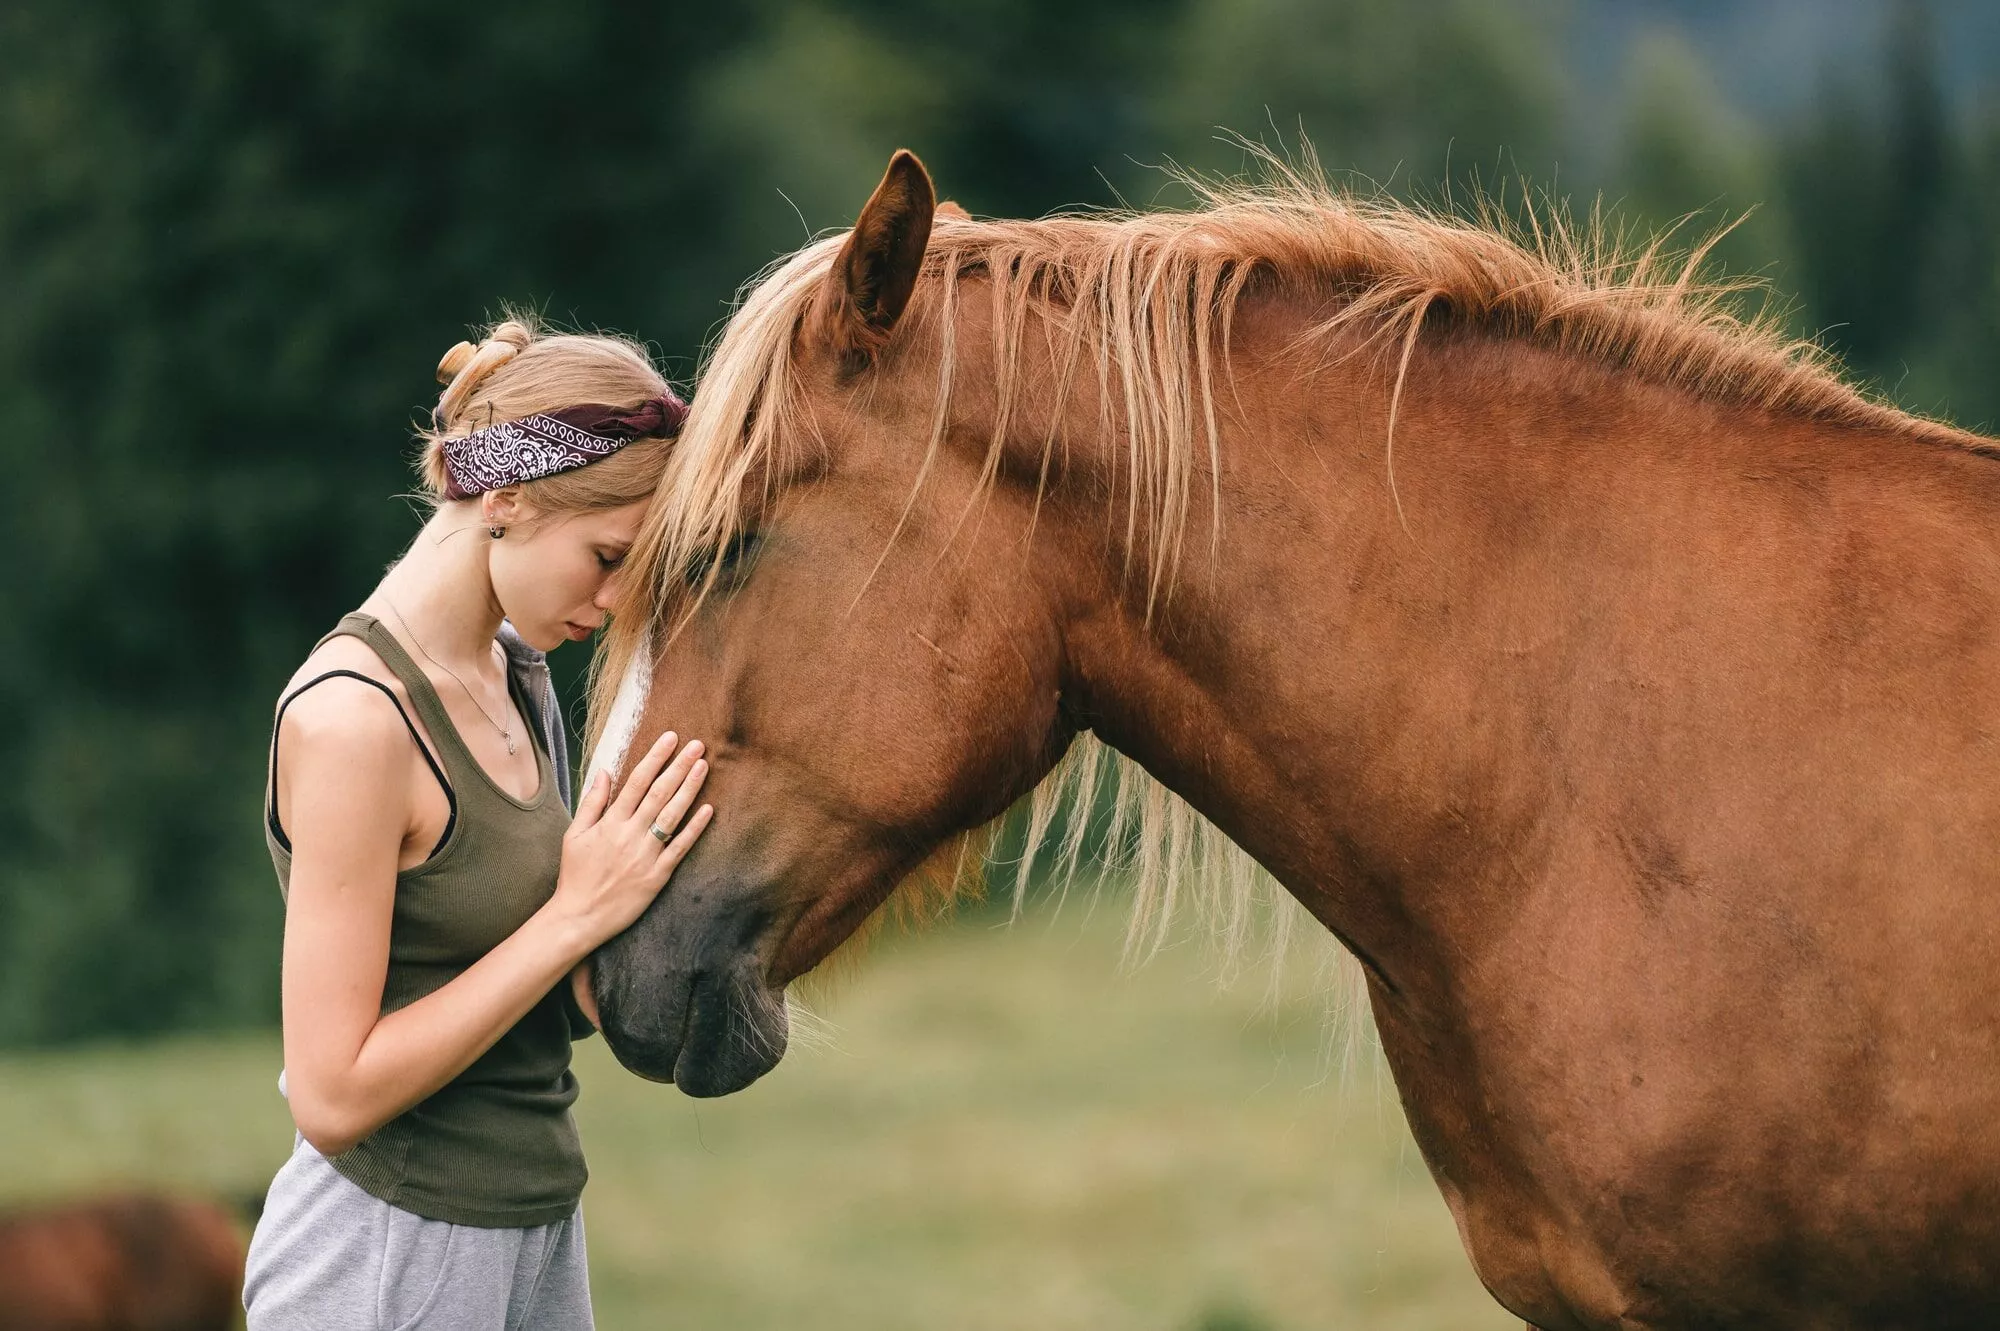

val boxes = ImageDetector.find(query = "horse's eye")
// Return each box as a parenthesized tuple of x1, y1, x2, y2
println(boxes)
(684, 532, 760, 588)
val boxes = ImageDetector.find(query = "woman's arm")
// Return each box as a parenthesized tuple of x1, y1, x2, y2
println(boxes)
(278, 691, 705, 1156)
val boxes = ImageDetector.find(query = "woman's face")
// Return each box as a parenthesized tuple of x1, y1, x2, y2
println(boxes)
(486, 497, 650, 652)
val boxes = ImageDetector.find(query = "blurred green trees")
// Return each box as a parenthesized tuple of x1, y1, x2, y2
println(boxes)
(1, 0, 1994, 1045)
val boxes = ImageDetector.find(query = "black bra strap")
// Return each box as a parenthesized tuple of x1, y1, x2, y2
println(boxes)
(267, 669, 457, 857)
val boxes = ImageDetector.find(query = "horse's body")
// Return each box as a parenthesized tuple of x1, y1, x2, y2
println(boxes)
(0, 1193, 245, 1331)
(586, 152, 2000, 1328)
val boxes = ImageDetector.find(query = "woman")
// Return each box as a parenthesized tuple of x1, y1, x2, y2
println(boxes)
(244, 318, 710, 1329)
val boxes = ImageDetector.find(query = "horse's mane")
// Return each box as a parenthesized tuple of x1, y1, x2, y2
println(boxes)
(590, 153, 1974, 978)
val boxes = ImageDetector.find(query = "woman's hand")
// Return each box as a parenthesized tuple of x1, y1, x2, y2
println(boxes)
(549, 730, 712, 953)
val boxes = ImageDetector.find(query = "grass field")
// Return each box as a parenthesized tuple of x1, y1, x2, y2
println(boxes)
(0, 899, 1511, 1330)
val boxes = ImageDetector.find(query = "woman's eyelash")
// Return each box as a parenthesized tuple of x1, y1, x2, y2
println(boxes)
(596, 551, 627, 571)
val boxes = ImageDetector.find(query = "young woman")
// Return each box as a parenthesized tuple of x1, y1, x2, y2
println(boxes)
(244, 319, 712, 1329)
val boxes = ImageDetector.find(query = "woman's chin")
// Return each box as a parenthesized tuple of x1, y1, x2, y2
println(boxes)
(511, 621, 568, 654)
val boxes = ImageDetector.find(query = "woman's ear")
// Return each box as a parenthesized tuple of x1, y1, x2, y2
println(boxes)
(481, 486, 529, 529)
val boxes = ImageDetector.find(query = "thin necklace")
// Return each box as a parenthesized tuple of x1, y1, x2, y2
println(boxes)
(381, 597, 517, 756)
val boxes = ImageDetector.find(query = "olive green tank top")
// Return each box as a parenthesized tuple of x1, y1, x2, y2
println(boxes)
(265, 611, 585, 1228)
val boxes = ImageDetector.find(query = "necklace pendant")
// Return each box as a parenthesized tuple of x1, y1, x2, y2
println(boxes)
(505, 732, 518, 756)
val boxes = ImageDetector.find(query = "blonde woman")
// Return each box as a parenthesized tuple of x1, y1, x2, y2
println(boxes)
(245, 319, 711, 1329)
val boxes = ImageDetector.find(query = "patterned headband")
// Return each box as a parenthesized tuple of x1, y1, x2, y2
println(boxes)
(440, 393, 689, 501)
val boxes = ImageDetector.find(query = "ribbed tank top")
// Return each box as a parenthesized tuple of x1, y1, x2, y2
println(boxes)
(265, 611, 585, 1227)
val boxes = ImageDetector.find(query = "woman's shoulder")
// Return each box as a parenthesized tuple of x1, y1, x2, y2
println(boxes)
(272, 632, 419, 763)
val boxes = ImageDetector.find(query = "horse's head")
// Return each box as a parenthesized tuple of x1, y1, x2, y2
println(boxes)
(586, 153, 1096, 1094)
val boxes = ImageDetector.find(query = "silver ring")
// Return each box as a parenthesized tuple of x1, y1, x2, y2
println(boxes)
(648, 823, 669, 844)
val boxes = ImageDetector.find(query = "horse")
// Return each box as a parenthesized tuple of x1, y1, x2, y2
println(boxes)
(0, 1192, 245, 1331)
(579, 148, 2000, 1329)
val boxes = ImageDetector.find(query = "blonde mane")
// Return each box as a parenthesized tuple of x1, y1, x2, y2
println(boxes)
(590, 155, 1974, 977)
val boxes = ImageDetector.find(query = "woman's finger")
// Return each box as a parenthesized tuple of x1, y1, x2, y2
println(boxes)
(637, 741, 705, 824)
(570, 769, 612, 832)
(609, 729, 678, 821)
(647, 757, 710, 844)
(658, 803, 714, 869)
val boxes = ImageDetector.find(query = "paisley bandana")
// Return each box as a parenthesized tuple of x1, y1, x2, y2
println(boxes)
(440, 394, 687, 500)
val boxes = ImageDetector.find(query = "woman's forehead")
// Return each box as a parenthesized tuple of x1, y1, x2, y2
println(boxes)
(577, 499, 649, 542)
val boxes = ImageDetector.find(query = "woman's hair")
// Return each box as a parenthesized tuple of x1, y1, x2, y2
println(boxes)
(417, 315, 676, 514)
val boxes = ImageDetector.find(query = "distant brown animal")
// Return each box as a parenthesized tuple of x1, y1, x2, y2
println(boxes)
(581, 146, 2000, 1329)
(0, 1194, 244, 1331)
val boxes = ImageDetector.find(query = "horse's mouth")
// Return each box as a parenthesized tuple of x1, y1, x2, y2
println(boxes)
(599, 961, 790, 1097)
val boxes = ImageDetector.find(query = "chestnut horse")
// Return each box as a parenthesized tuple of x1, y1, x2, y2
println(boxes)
(0, 1193, 244, 1331)
(583, 150, 2000, 1329)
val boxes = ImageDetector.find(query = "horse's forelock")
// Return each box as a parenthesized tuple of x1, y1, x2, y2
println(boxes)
(584, 236, 842, 758)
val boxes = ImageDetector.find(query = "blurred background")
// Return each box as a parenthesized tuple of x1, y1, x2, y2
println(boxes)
(1, 1, 1995, 1326)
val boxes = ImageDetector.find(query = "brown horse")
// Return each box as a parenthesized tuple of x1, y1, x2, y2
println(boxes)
(583, 148, 2000, 1329)
(0, 1193, 244, 1331)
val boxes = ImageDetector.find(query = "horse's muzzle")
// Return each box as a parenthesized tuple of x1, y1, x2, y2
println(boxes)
(591, 878, 791, 1096)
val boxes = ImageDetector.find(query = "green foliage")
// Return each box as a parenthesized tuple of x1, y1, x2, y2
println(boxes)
(1159, 0, 1566, 190)
(1, 0, 1994, 1045)
(1774, 2, 2000, 426)
(1616, 26, 1793, 279)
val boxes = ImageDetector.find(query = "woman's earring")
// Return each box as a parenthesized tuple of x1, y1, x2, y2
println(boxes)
(489, 525, 504, 540)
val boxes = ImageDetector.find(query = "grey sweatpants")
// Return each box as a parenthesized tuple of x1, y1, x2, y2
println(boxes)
(243, 1136, 594, 1330)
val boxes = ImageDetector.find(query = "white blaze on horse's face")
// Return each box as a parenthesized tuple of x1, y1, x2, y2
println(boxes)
(583, 623, 653, 792)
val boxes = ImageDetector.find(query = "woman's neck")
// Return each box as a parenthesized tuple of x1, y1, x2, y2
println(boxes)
(363, 508, 506, 671)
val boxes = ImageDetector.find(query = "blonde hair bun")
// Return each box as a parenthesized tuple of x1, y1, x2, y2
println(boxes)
(435, 320, 535, 425)
(435, 340, 478, 384)
(416, 314, 678, 514)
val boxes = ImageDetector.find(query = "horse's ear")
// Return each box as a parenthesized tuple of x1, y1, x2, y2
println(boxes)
(936, 200, 969, 221)
(823, 149, 936, 371)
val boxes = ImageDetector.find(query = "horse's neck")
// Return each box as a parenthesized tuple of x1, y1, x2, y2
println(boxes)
(1053, 322, 1922, 992)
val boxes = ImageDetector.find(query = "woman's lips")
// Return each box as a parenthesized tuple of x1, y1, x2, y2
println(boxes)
(565, 622, 594, 642)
